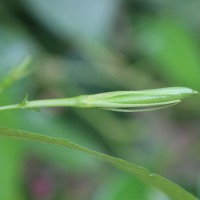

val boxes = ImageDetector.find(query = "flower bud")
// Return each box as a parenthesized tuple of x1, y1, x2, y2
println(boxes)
(83, 87, 198, 112)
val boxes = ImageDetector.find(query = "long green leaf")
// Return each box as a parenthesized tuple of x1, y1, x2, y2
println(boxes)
(0, 127, 197, 200)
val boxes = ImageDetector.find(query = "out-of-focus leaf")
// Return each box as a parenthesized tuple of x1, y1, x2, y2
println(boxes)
(0, 127, 198, 200)
(0, 139, 24, 200)
(22, 0, 120, 41)
(169, 0, 200, 30)
(93, 172, 149, 200)
(0, 23, 36, 199)
(0, 24, 36, 81)
(136, 17, 200, 89)
(0, 57, 32, 94)
(94, 172, 171, 200)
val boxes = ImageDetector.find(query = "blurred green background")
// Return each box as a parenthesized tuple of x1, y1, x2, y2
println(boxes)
(0, 0, 200, 199)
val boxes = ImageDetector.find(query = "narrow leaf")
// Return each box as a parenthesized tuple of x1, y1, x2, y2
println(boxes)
(0, 127, 197, 200)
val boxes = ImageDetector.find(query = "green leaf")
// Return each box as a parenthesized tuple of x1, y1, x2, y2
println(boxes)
(0, 57, 32, 94)
(136, 17, 200, 89)
(0, 138, 24, 200)
(93, 172, 149, 200)
(0, 127, 198, 200)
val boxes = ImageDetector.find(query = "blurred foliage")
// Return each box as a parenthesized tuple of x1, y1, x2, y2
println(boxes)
(0, 0, 200, 199)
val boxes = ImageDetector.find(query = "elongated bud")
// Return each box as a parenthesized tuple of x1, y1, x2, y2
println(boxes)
(0, 87, 198, 113)
(82, 87, 198, 112)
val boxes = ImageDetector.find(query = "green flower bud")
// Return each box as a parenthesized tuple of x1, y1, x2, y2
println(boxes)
(83, 87, 198, 112)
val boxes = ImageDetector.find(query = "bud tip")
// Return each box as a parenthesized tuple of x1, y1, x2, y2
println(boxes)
(193, 90, 199, 95)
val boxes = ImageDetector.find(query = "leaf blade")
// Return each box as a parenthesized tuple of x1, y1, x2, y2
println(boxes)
(0, 127, 197, 200)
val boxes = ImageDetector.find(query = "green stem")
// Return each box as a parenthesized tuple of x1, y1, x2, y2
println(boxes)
(0, 96, 83, 112)
(0, 87, 198, 112)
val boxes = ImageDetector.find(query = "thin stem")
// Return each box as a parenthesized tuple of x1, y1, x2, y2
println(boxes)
(0, 97, 82, 112)
(0, 87, 198, 112)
